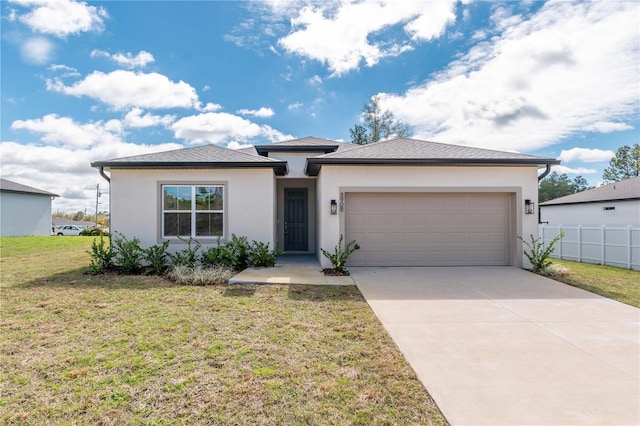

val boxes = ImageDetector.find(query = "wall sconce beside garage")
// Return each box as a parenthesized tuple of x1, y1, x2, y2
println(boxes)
(525, 199, 535, 214)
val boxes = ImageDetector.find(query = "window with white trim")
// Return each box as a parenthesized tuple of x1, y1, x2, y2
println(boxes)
(162, 185, 224, 238)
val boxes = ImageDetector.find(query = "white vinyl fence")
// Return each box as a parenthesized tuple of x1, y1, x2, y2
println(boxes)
(539, 225, 640, 270)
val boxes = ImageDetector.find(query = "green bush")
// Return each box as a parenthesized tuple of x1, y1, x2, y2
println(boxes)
(168, 237, 201, 268)
(87, 236, 114, 274)
(250, 241, 282, 267)
(112, 232, 144, 274)
(80, 227, 106, 236)
(519, 232, 565, 275)
(143, 241, 170, 275)
(201, 235, 237, 268)
(228, 234, 251, 270)
(321, 234, 360, 275)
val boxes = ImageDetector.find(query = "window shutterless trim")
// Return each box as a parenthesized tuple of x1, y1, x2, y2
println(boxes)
(157, 181, 228, 242)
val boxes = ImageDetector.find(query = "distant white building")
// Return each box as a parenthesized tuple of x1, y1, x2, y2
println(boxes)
(540, 176, 640, 226)
(0, 179, 59, 237)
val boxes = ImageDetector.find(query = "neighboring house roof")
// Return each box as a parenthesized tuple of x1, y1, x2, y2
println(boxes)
(91, 143, 288, 176)
(305, 138, 560, 176)
(540, 176, 640, 206)
(0, 178, 59, 197)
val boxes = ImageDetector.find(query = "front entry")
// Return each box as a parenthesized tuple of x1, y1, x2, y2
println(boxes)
(284, 188, 308, 251)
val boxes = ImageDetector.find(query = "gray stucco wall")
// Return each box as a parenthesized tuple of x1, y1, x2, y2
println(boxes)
(0, 192, 53, 236)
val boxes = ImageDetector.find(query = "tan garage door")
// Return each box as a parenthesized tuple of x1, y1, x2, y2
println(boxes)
(345, 193, 512, 266)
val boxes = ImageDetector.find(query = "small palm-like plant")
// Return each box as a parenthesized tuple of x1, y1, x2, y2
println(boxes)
(321, 234, 360, 275)
(519, 232, 564, 275)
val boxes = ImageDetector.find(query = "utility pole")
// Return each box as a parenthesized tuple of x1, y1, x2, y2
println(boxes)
(95, 184, 101, 227)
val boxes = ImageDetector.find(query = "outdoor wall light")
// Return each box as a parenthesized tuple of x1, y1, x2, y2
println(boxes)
(330, 199, 337, 215)
(525, 199, 535, 214)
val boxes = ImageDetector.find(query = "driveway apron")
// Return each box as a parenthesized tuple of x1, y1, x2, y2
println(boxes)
(351, 267, 640, 426)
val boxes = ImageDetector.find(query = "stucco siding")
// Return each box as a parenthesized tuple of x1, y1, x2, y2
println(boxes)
(316, 165, 540, 268)
(0, 192, 53, 236)
(109, 169, 276, 249)
(540, 200, 640, 226)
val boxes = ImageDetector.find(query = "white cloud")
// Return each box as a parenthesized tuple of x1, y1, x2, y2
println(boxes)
(123, 108, 176, 128)
(200, 102, 223, 112)
(236, 107, 275, 118)
(20, 36, 54, 64)
(11, 114, 122, 148)
(47, 70, 199, 110)
(278, 0, 456, 76)
(307, 75, 322, 85)
(11, 0, 108, 38)
(378, 1, 640, 152)
(551, 165, 597, 175)
(202, 85, 211, 92)
(558, 147, 615, 163)
(288, 102, 303, 110)
(1, 135, 181, 213)
(227, 141, 254, 150)
(582, 121, 634, 133)
(48, 63, 80, 77)
(171, 112, 291, 144)
(90, 49, 155, 68)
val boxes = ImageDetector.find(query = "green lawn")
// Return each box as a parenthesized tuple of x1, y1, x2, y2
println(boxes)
(549, 258, 640, 308)
(0, 237, 446, 425)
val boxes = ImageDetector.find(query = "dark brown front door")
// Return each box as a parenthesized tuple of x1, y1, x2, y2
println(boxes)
(284, 188, 308, 251)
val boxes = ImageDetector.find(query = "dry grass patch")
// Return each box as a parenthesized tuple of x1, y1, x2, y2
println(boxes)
(0, 237, 447, 425)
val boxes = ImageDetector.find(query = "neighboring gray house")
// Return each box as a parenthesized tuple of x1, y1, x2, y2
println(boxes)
(540, 176, 640, 226)
(0, 179, 59, 237)
(92, 137, 558, 268)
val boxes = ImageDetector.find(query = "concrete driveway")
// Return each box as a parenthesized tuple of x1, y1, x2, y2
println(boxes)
(351, 267, 640, 426)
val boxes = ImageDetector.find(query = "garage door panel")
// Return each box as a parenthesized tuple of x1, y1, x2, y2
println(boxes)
(346, 192, 512, 267)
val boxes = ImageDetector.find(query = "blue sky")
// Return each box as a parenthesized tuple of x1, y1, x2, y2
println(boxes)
(1, 0, 638, 213)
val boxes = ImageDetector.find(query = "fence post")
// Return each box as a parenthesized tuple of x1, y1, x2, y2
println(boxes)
(628, 225, 632, 270)
(577, 225, 582, 262)
(558, 225, 563, 259)
(601, 225, 606, 266)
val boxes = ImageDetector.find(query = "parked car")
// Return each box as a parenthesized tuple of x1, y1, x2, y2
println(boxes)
(55, 225, 84, 236)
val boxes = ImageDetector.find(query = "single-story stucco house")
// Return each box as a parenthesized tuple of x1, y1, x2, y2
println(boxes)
(91, 137, 559, 268)
(0, 178, 59, 237)
(540, 176, 640, 226)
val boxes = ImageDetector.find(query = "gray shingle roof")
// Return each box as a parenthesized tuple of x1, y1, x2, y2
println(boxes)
(540, 176, 640, 205)
(92, 144, 288, 175)
(0, 178, 59, 197)
(306, 138, 559, 175)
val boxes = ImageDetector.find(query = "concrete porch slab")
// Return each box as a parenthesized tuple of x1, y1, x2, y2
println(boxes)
(229, 263, 355, 286)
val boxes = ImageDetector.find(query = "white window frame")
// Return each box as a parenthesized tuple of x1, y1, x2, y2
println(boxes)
(161, 184, 225, 239)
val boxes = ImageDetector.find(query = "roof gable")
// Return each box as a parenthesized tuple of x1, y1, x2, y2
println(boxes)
(0, 178, 59, 197)
(540, 176, 640, 205)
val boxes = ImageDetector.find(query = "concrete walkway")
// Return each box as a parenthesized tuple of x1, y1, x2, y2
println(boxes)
(351, 267, 640, 426)
(229, 258, 354, 286)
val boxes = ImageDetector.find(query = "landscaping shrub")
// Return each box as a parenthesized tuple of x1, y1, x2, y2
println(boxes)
(250, 241, 282, 267)
(519, 232, 565, 275)
(80, 227, 106, 236)
(87, 235, 114, 274)
(143, 241, 170, 275)
(227, 234, 251, 270)
(168, 237, 201, 268)
(111, 233, 144, 274)
(321, 234, 360, 275)
(167, 265, 235, 285)
(201, 239, 237, 268)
